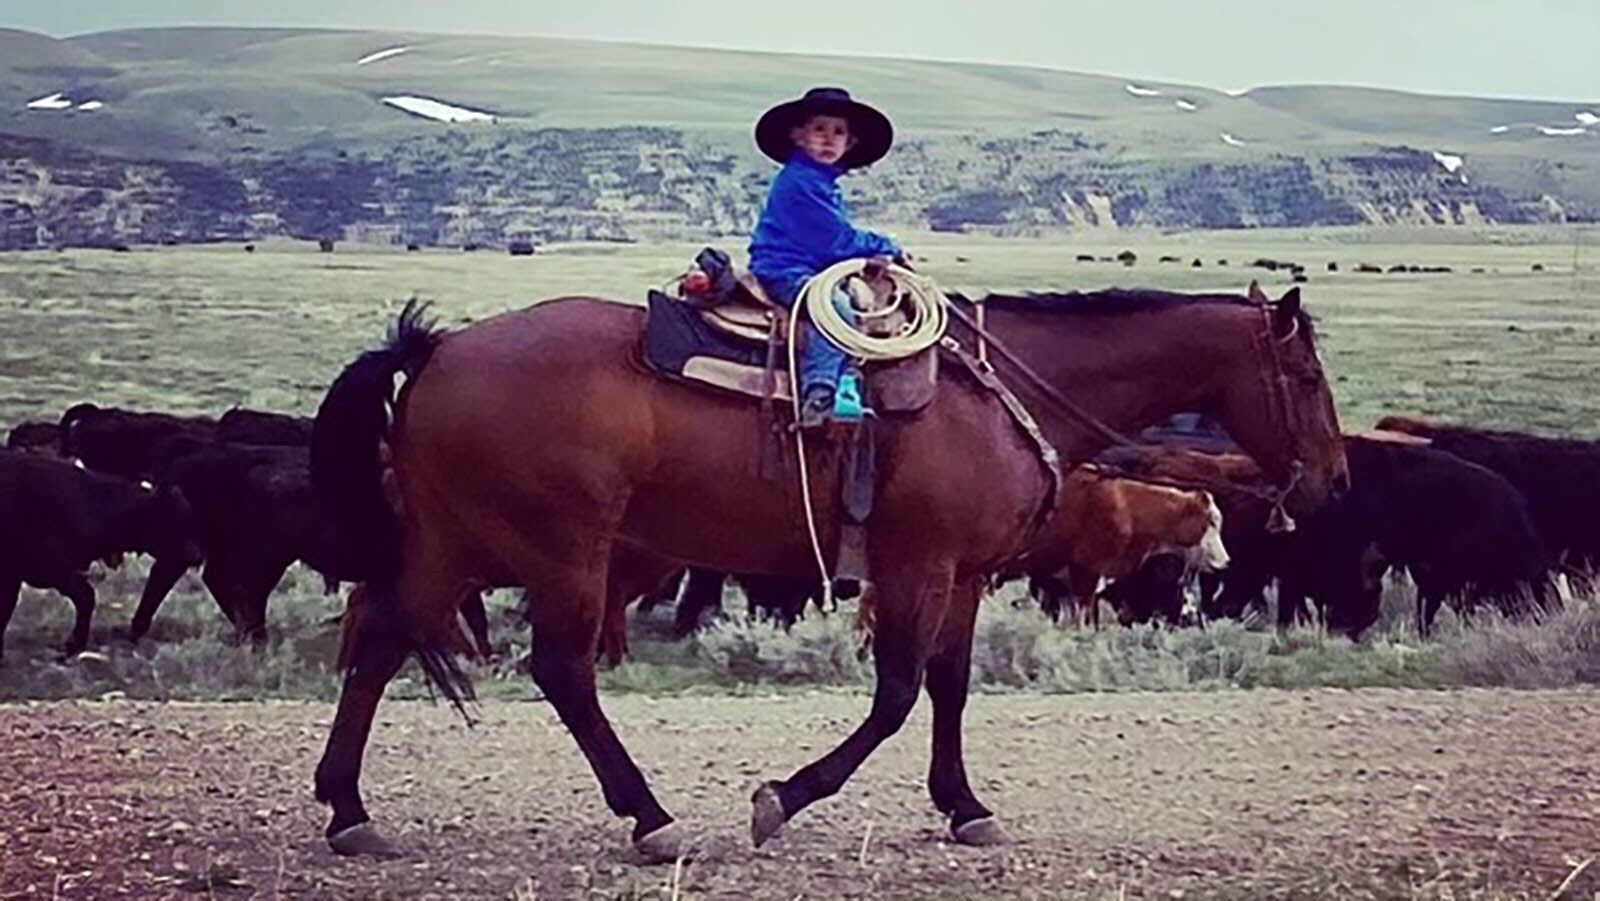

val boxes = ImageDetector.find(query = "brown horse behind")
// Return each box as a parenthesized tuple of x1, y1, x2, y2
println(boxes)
(308, 285, 1346, 861)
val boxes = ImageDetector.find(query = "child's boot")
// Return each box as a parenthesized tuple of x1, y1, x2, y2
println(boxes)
(833, 369, 866, 422)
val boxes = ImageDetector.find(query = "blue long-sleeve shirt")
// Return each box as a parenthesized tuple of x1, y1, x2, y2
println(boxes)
(748, 151, 900, 304)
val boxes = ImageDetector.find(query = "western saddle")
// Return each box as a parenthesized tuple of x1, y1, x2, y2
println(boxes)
(643, 250, 936, 413)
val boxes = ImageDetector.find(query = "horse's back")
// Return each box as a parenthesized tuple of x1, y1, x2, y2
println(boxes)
(445, 297, 643, 360)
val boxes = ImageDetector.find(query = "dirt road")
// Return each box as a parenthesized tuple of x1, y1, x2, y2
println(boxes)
(1, 690, 1596, 899)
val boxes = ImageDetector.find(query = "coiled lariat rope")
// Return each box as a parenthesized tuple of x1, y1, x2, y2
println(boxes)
(787, 259, 951, 606)
(799, 259, 949, 360)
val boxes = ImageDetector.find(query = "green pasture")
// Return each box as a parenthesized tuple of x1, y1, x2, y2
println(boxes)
(1, 226, 1596, 433)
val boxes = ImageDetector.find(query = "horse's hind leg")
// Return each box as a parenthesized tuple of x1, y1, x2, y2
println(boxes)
(313, 579, 412, 857)
(524, 555, 681, 862)
(314, 546, 467, 858)
(925, 577, 1009, 845)
(751, 559, 952, 846)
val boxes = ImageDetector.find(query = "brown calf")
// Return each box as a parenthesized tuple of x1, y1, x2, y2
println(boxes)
(1024, 466, 1227, 627)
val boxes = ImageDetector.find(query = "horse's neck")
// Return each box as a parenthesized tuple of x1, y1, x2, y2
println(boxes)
(979, 304, 1240, 461)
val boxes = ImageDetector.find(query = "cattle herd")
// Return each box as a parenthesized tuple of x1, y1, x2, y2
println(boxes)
(3, 391, 1597, 667)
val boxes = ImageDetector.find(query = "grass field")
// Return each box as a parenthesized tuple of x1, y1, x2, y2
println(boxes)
(0, 227, 1597, 698)
(2, 227, 1597, 431)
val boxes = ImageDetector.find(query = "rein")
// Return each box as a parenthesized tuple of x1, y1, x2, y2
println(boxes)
(943, 296, 1305, 526)
(944, 300, 1144, 453)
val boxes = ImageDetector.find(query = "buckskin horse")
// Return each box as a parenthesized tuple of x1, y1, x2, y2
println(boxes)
(308, 282, 1347, 861)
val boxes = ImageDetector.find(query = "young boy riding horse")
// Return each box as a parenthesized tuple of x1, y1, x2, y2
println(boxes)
(749, 87, 906, 428)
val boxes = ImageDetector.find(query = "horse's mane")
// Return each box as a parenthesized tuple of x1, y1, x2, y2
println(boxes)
(950, 288, 1318, 346)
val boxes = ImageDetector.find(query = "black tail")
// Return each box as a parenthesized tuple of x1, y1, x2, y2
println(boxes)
(311, 300, 475, 715)
(312, 300, 439, 576)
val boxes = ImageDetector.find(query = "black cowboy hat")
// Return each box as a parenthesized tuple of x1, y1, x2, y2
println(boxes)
(754, 86, 893, 170)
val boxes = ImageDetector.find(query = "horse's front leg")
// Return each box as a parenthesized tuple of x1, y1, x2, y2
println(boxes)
(751, 559, 952, 846)
(925, 577, 1011, 845)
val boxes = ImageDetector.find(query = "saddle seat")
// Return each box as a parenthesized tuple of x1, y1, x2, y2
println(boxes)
(697, 273, 787, 343)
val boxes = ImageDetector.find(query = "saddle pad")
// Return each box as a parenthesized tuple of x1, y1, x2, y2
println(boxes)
(682, 356, 793, 402)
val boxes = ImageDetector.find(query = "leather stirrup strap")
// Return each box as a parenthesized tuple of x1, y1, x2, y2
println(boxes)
(758, 315, 785, 480)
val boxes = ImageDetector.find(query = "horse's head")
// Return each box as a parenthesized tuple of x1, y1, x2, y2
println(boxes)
(1210, 284, 1348, 517)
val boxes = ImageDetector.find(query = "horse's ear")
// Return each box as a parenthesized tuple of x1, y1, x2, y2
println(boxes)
(1271, 287, 1303, 339)
(1246, 280, 1268, 304)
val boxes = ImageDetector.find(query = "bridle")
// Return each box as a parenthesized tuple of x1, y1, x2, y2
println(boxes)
(944, 295, 1311, 531)
(1251, 303, 1310, 531)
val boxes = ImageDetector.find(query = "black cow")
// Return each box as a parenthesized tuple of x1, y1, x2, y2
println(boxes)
(59, 403, 217, 481)
(61, 405, 313, 477)
(217, 408, 314, 446)
(129, 438, 493, 654)
(667, 567, 847, 635)
(1096, 553, 1192, 626)
(130, 443, 358, 645)
(1290, 436, 1556, 635)
(0, 452, 200, 660)
(59, 405, 391, 649)
(1102, 433, 1555, 637)
(5, 421, 61, 455)
(1373, 416, 1600, 580)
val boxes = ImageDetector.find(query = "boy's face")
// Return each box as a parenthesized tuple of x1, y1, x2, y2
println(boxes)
(790, 114, 856, 166)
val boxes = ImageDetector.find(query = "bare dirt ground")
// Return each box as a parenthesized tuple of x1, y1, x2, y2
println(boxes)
(2, 689, 1597, 900)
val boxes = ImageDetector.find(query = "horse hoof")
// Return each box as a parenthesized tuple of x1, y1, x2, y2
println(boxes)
(952, 817, 1013, 847)
(328, 821, 402, 858)
(633, 822, 690, 864)
(749, 782, 788, 847)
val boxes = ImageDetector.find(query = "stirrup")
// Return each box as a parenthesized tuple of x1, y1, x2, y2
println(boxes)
(833, 370, 866, 422)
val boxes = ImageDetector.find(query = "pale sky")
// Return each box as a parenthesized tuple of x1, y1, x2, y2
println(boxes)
(4, 0, 1597, 101)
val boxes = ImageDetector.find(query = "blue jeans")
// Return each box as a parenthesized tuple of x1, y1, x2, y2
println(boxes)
(765, 279, 855, 394)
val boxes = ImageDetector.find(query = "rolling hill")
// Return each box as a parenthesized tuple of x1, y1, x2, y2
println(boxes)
(0, 26, 1595, 248)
